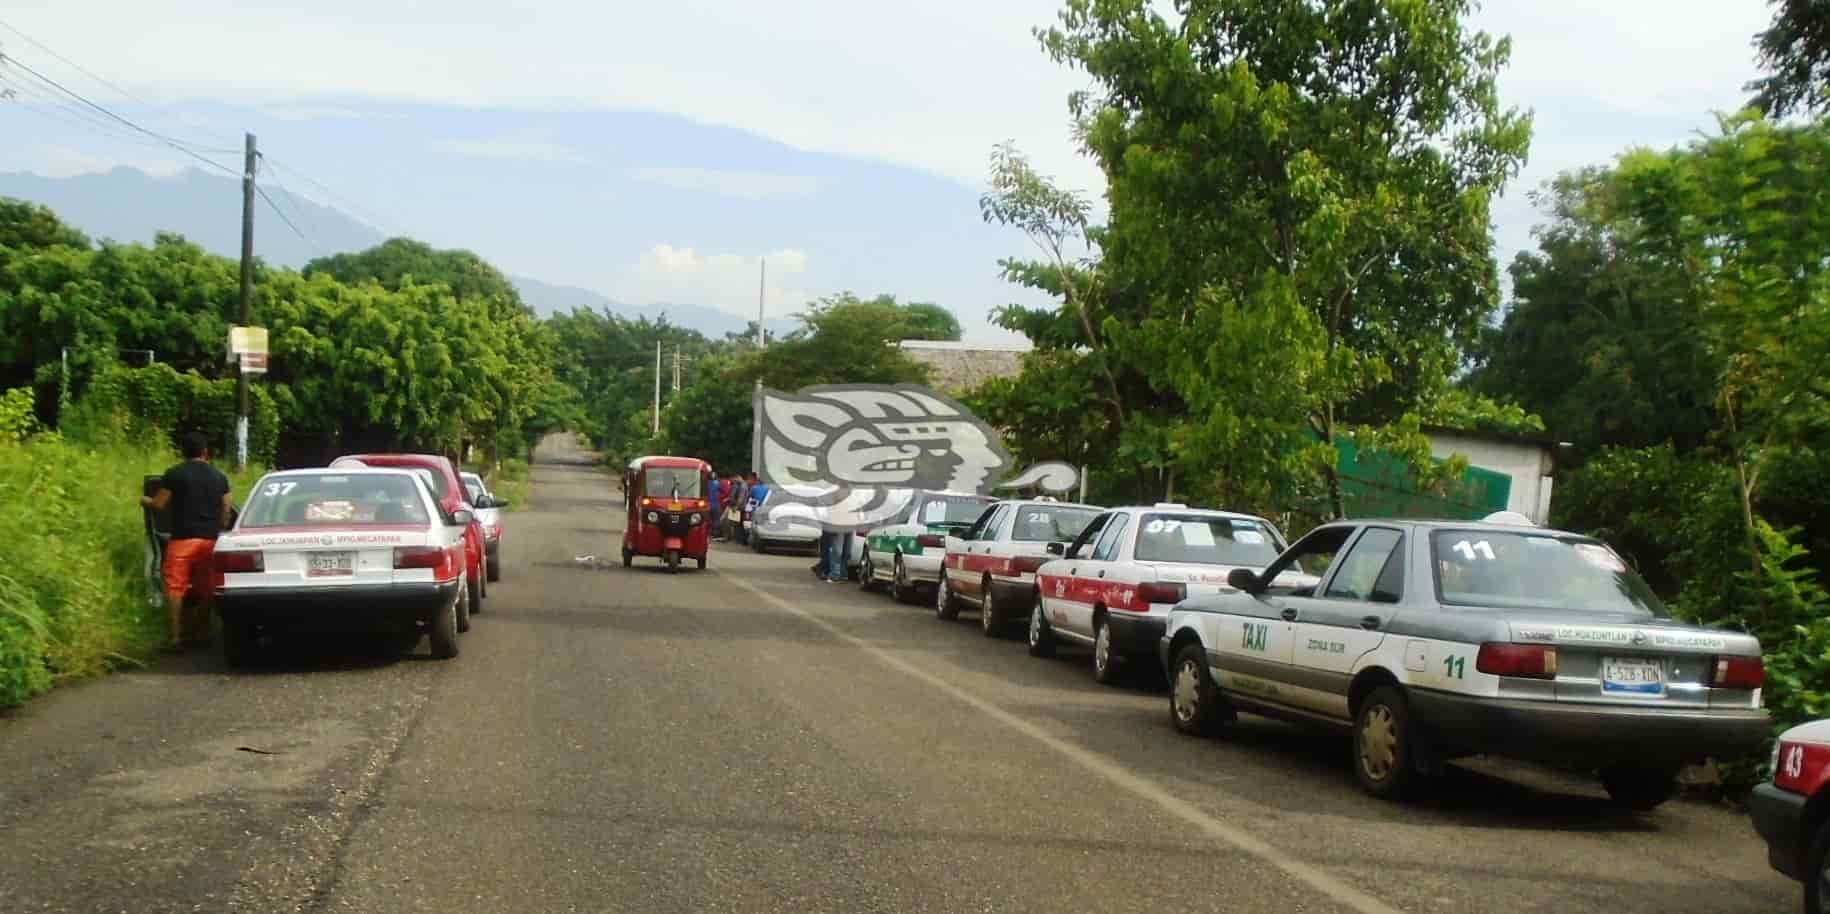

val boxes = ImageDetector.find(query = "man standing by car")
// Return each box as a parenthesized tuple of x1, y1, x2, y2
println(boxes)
(139, 430, 231, 650)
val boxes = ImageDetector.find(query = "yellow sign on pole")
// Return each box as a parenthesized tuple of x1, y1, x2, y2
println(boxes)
(227, 325, 268, 359)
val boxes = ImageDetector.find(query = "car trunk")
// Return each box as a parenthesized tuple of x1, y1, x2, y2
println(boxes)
(1503, 612, 1761, 709)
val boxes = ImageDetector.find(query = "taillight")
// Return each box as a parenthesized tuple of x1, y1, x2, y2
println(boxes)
(915, 534, 944, 549)
(394, 546, 452, 579)
(1476, 643, 1558, 679)
(1010, 556, 1048, 574)
(1137, 582, 1187, 605)
(1713, 656, 1764, 689)
(216, 550, 263, 573)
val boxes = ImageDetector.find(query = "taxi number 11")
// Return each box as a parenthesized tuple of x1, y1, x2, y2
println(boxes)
(1442, 655, 1466, 679)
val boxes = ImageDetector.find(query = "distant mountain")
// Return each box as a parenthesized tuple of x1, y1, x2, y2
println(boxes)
(0, 167, 384, 268)
(511, 274, 801, 339)
(1, 166, 802, 338)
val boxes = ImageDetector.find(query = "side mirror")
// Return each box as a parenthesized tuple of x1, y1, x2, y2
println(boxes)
(1227, 568, 1263, 594)
(1045, 541, 1065, 556)
(451, 508, 475, 527)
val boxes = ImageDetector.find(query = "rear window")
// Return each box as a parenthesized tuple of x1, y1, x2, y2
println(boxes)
(1134, 514, 1282, 566)
(1009, 505, 1101, 543)
(643, 467, 703, 498)
(1430, 530, 1667, 617)
(240, 474, 432, 528)
(920, 496, 991, 527)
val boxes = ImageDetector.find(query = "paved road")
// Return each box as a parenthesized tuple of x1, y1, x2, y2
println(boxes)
(0, 438, 1799, 914)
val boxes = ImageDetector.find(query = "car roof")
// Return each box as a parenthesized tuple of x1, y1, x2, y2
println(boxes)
(1322, 517, 1586, 538)
(264, 467, 419, 478)
(1112, 505, 1272, 522)
(460, 471, 483, 482)
(996, 498, 1100, 510)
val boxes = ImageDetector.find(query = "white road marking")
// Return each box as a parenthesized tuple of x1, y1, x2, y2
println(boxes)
(719, 571, 1406, 914)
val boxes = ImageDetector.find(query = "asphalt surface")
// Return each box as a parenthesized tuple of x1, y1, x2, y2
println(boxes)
(0, 435, 1801, 914)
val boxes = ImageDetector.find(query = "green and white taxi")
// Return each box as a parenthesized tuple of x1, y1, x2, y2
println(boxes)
(857, 490, 994, 603)
(1161, 514, 1769, 809)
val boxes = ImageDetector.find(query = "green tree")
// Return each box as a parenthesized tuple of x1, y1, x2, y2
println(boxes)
(899, 301, 963, 341)
(657, 355, 756, 473)
(1749, 0, 1830, 117)
(740, 293, 931, 390)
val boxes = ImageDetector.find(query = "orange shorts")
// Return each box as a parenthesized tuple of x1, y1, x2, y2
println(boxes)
(162, 538, 216, 604)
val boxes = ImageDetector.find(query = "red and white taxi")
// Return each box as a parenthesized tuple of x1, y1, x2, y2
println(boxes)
(1752, 719, 1830, 913)
(936, 498, 1104, 637)
(212, 467, 472, 665)
(1030, 504, 1293, 684)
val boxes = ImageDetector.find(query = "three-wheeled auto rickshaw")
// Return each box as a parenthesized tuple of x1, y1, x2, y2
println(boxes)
(622, 456, 713, 572)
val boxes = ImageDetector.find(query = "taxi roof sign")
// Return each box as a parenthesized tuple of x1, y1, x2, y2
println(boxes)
(1154, 502, 1187, 509)
(1482, 510, 1535, 526)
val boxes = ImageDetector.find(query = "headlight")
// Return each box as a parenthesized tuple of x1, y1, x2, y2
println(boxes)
(645, 511, 659, 523)
(689, 513, 703, 525)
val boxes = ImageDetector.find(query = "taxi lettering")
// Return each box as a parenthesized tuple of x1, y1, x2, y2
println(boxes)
(1242, 622, 1269, 652)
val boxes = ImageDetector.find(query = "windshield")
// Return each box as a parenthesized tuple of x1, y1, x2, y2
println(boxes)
(462, 477, 485, 503)
(643, 468, 703, 499)
(1134, 514, 1282, 566)
(240, 474, 432, 528)
(1431, 530, 1667, 617)
(920, 496, 991, 527)
(1008, 505, 1101, 543)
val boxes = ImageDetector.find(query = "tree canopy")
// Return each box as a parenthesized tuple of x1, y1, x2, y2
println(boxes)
(1749, 0, 1830, 117)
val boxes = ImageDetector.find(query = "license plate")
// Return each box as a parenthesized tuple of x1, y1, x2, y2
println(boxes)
(307, 552, 355, 577)
(1601, 656, 1664, 695)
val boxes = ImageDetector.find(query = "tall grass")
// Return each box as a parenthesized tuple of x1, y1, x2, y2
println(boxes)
(0, 422, 262, 708)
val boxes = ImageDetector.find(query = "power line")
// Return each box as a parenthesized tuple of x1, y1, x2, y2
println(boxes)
(263, 155, 400, 237)
(258, 161, 325, 254)
(0, 70, 185, 152)
(255, 183, 317, 254)
(0, 50, 238, 177)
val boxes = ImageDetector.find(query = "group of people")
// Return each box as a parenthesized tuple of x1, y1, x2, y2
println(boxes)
(707, 472, 769, 544)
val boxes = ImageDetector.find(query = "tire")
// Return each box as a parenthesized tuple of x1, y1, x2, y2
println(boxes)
(696, 555, 707, 571)
(858, 550, 880, 593)
(621, 547, 633, 568)
(1092, 614, 1121, 684)
(935, 572, 960, 621)
(456, 575, 472, 633)
(429, 583, 462, 659)
(1600, 766, 1680, 812)
(467, 572, 483, 617)
(487, 553, 501, 583)
(1805, 818, 1830, 914)
(221, 618, 260, 669)
(978, 579, 1002, 638)
(1169, 642, 1226, 737)
(892, 555, 917, 605)
(1026, 597, 1056, 658)
(665, 548, 680, 574)
(1354, 685, 1421, 800)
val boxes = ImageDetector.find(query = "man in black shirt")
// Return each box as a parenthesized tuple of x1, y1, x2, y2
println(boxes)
(139, 431, 232, 649)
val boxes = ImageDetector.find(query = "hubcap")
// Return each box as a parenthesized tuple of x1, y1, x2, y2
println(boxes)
(981, 590, 994, 629)
(1030, 604, 1042, 644)
(1173, 660, 1201, 723)
(1095, 623, 1111, 674)
(1360, 704, 1398, 780)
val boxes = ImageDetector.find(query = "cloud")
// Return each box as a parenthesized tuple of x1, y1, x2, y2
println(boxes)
(430, 128, 590, 164)
(261, 104, 382, 122)
(25, 144, 186, 179)
(612, 243, 813, 319)
(629, 166, 822, 200)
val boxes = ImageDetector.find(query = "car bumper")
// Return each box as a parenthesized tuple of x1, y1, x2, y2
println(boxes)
(899, 552, 944, 583)
(986, 576, 1041, 612)
(1104, 612, 1166, 656)
(1406, 689, 1770, 768)
(1749, 782, 1810, 881)
(217, 581, 460, 632)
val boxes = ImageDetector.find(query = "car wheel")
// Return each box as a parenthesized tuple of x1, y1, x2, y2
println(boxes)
(859, 550, 880, 592)
(696, 554, 707, 571)
(221, 618, 260, 669)
(1027, 597, 1056, 658)
(487, 553, 501, 583)
(429, 583, 462, 659)
(1170, 643, 1226, 737)
(935, 573, 960, 621)
(665, 548, 681, 573)
(1092, 614, 1121, 684)
(467, 572, 483, 616)
(892, 555, 916, 605)
(456, 576, 472, 633)
(1805, 818, 1830, 914)
(1354, 685, 1421, 800)
(978, 580, 1002, 637)
(1600, 766, 1679, 812)
(621, 547, 633, 568)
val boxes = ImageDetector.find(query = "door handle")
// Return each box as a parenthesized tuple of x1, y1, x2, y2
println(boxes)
(1280, 608, 1298, 622)
(1360, 615, 1382, 630)
(1068, 567, 1078, 576)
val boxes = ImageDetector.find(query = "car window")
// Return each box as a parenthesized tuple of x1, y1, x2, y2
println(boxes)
(1133, 514, 1282, 566)
(1324, 528, 1404, 602)
(643, 468, 702, 498)
(241, 473, 431, 527)
(1009, 505, 1102, 543)
(1067, 513, 1110, 558)
(961, 504, 999, 541)
(983, 505, 1012, 541)
(1431, 530, 1667, 617)
(1263, 526, 1355, 594)
(921, 496, 993, 527)
(1091, 514, 1130, 561)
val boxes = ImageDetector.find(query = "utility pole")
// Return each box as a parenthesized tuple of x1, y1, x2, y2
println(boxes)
(672, 348, 682, 391)
(756, 258, 766, 349)
(234, 132, 256, 469)
(652, 340, 662, 436)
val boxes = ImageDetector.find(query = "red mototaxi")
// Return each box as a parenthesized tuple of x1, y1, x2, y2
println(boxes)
(622, 456, 713, 572)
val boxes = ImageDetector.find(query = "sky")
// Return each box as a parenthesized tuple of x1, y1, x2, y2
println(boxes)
(0, 0, 1779, 341)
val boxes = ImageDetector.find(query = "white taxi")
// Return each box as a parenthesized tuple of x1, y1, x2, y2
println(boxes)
(1029, 504, 1294, 684)
(212, 467, 473, 665)
(858, 490, 995, 603)
(937, 498, 1104, 636)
